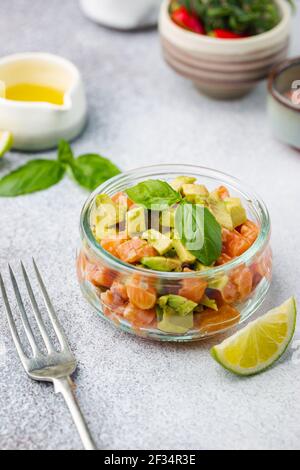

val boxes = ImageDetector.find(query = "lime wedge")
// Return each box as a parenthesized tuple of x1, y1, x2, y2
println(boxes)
(211, 297, 297, 376)
(0, 130, 13, 158)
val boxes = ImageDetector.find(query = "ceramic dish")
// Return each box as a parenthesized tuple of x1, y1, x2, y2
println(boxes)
(79, 0, 162, 30)
(0, 53, 87, 151)
(77, 165, 272, 342)
(268, 57, 300, 149)
(159, 0, 291, 99)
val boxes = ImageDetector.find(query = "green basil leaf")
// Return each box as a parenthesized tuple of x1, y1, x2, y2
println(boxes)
(58, 140, 74, 165)
(175, 204, 222, 265)
(0, 160, 65, 197)
(70, 154, 121, 191)
(126, 180, 182, 210)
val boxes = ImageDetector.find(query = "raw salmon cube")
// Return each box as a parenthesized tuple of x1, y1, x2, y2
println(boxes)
(123, 304, 156, 327)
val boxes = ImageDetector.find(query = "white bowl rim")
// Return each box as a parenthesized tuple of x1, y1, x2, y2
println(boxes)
(268, 56, 300, 112)
(0, 52, 81, 110)
(160, 0, 291, 49)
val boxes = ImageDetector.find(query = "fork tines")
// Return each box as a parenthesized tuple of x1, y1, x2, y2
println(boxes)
(0, 259, 71, 365)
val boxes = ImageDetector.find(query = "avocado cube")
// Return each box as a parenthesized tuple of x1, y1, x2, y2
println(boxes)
(194, 196, 208, 206)
(141, 257, 182, 272)
(91, 194, 116, 228)
(92, 209, 123, 236)
(116, 205, 127, 224)
(92, 194, 127, 227)
(142, 229, 173, 255)
(94, 225, 117, 242)
(182, 184, 209, 203)
(200, 295, 218, 311)
(194, 261, 212, 271)
(126, 206, 146, 236)
(161, 209, 175, 229)
(95, 194, 113, 207)
(156, 305, 164, 322)
(171, 176, 197, 192)
(158, 307, 194, 334)
(164, 247, 177, 258)
(225, 198, 247, 228)
(208, 275, 229, 291)
(209, 190, 220, 201)
(208, 198, 234, 231)
(172, 239, 196, 264)
(158, 295, 197, 316)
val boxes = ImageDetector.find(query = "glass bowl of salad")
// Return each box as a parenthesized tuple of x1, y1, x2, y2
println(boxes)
(77, 165, 272, 342)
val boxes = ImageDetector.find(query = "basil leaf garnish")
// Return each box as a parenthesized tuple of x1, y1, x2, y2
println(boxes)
(126, 180, 182, 210)
(0, 141, 122, 197)
(69, 154, 121, 191)
(0, 160, 65, 197)
(175, 204, 222, 265)
(58, 140, 74, 165)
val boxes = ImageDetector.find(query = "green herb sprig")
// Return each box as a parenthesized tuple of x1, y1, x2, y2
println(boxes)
(177, 0, 294, 36)
(175, 203, 222, 265)
(126, 179, 222, 265)
(0, 141, 121, 197)
(126, 180, 182, 210)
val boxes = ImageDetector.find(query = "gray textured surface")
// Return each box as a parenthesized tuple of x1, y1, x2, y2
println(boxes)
(0, 0, 300, 451)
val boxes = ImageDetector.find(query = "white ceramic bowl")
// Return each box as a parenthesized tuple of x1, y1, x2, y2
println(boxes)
(79, 0, 162, 30)
(0, 53, 87, 151)
(159, 0, 292, 99)
(268, 57, 300, 149)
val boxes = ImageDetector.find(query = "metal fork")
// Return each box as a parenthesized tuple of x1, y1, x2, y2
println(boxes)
(0, 259, 96, 451)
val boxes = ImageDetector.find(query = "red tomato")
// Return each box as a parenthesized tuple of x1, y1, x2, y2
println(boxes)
(171, 6, 204, 34)
(212, 29, 247, 39)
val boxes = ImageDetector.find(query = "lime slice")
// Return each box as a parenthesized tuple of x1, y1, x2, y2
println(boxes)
(0, 130, 13, 158)
(211, 297, 297, 376)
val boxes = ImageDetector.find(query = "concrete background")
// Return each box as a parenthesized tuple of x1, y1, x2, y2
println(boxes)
(0, 0, 299, 450)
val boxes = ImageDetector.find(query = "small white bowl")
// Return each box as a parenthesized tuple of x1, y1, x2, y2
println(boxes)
(159, 0, 292, 99)
(79, 0, 162, 30)
(268, 57, 300, 149)
(0, 53, 87, 151)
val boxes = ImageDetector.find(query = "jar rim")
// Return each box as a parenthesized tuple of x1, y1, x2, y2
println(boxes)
(80, 164, 271, 279)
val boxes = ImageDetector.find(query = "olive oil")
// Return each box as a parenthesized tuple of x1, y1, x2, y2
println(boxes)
(5, 83, 65, 105)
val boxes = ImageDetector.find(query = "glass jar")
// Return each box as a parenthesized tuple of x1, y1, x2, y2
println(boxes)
(77, 165, 272, 342)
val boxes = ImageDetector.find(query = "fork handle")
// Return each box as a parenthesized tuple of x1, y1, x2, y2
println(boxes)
(53, 377, 97, 451)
